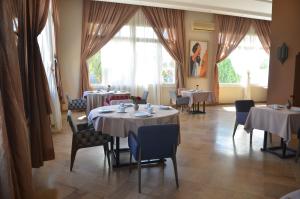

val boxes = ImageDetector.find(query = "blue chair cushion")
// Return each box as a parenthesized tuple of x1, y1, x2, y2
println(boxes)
(236, 112, 249, 125)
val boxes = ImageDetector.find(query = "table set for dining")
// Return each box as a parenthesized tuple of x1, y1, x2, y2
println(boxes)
(244, 105, 300, 158)
(88, 103, 180, 167)
(180, 89, 214, 113)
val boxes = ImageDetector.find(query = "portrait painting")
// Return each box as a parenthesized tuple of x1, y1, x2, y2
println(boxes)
(189, 41, 208, 77)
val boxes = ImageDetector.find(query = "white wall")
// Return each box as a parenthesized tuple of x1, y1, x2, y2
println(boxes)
(58, 0, 82, 98)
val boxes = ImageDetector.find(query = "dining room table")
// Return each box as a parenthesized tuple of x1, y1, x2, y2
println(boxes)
(180, 90, 214, 114)
(83, 90, 130, 114)
(88, 104, 180, 167)
(244, 105, 300, 158)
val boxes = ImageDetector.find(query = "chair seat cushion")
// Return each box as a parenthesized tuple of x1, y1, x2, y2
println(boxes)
(76, 131, 110, 148)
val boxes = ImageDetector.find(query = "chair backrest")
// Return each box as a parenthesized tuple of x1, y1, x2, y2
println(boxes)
(66, 94, 87, 111)
(141, 91, 149, 100)
(235, 100, 255, 112)
(106, 94, 130, 104)
(169, 90, 177, 99)
(67, 110, 77, 134)
(137, 124, 179, 160)
(110, 99, 133, 105)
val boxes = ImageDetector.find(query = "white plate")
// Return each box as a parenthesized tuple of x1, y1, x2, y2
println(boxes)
(159, 105, 171, 110)
(98, 109, 114, 113)
(124, 103, 133, 107)
(134, 112, 152, 118)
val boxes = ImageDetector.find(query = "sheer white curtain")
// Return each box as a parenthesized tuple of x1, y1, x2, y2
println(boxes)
(38, 3, 62, 131)
(99, 10, 175, 104)
(228, 28, 269, 99)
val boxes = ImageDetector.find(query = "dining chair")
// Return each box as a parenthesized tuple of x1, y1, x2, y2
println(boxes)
(104, 94, 130, 106)
(233, 100, 255, 144)
(169, 90, 190, 111)
(128, 124, 179, 193)
(67, 110, 111, 171)
(138, 91, 149, 104)
(66, 94, 87, 111)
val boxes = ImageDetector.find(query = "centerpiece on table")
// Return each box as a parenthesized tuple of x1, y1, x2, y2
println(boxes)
(131, 96, 142, 111)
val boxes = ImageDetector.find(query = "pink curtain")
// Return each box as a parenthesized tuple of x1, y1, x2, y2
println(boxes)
(142, 7, 185, 89)
(52, 0, 65, 104)
(16, 0, 55, 168)
(79, 0, 138, 95)
(213, 15, 252, 103)
(0, 0, 34, 198)
(253, 19, 271, 54)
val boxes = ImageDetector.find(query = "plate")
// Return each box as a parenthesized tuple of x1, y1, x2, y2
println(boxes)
(124, 103, 133, 107)
(159, 105, 171, 110)
(134, 112, 152, 118)
(98, 109, 114, 113)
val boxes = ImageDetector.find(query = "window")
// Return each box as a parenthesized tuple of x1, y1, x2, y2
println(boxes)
(87, 11, 176, 89)
(218, 29, 269, 87)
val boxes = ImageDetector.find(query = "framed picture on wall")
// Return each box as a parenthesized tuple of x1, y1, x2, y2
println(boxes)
(189, 41, 208, 77)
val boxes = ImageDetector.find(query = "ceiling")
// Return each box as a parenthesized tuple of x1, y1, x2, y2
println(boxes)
(97, 0, 272, 20)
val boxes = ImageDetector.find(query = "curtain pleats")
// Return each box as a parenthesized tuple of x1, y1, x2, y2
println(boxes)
(0, 0, 34, 198)
(213, 15, 252, 103)
(79, 0, 138, 96)
(253, 20, 271, 54)
(141, 7, 185, 89)
(52, 0, 65, 104)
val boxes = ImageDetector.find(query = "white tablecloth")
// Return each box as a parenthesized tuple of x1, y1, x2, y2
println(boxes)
(181, 90, 214, 107)
(84, 91, 130, 114)
(244, 106, 300, 143)
(88, 105, 180, 138)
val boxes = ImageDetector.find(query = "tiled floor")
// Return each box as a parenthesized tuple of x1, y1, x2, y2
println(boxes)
(33, 105, 300, 199)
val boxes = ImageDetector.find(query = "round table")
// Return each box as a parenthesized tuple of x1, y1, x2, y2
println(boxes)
(88, 104, 180, 137)
(88, 104, 180, 167)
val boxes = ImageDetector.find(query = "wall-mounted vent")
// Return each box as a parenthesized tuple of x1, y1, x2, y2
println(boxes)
(192, 21, 215, 31)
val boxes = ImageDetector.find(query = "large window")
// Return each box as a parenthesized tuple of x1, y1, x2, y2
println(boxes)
(87, 11, 176, 89)
(218, 29, 269, 87)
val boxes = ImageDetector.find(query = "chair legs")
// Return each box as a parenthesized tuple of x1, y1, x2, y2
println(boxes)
(171, 155, 179, 188)
(70, 146, 77, 171)
(138, 148, 142, 193)
(129, 152, 132, 173)
(250, 130, 253, 145)
(104, 143, 111, 168)
(296, 141, 300, 162)
(232, 121, 238, 138)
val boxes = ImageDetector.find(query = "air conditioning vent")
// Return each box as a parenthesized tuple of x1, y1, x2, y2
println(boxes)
(192, 21, 215, 31)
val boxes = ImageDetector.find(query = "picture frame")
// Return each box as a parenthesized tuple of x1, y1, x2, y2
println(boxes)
(189, 41, 208, 77)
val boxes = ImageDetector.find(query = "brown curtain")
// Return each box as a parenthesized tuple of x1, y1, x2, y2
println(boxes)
(253, 19, 271, 54)
(19, 0, 55, 168)
(0, 0, 34, 198)
(52, 0, 65, 104)
(213, 15, 252, 103)
(80, 1, 138, 95)
(142, 7, 185, 89)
